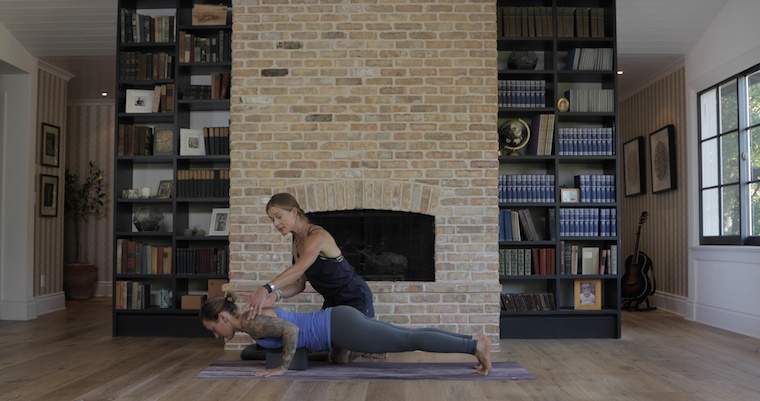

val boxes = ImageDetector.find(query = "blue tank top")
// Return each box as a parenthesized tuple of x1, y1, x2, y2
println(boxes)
(255, 308, 332, 352)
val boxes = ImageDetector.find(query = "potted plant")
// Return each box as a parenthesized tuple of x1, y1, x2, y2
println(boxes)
(63, 161, 107, 300)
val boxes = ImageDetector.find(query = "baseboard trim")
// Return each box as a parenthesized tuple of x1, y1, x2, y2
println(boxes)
(96, 281, 112, 297)
(0, 298, 37, 320)
(35, 292, 66, 316)
(651, 292, 693, 319)
(694, 303, 760, 340)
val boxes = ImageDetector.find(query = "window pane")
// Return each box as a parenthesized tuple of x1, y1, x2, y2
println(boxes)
(702, 188, 719, 236)
(750, 183, 760, 236)
(721, 132, 739, 184)
(700, 89, 717, 139)
(722, 185, 740, 236)
(749, 71, 760, 126)
(701, 138, 718, 187)
(720, 81, 738, 133)
(750, 127, 760, 181)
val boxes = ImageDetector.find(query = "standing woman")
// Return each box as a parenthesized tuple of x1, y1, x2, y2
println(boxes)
(245, 193, 375, 320)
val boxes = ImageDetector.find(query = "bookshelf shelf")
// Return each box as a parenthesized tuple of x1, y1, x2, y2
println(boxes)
(114, 0, 232, 338)
(497, 0, 620, 339)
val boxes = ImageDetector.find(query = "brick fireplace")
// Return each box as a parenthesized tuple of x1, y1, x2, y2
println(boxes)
(226, 0, 500, 348)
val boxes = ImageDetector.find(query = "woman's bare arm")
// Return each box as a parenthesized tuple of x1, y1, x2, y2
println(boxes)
(241, 315, 299, 369)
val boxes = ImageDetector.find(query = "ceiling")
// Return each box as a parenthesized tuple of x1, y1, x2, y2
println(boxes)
(0, 0, 729, 97)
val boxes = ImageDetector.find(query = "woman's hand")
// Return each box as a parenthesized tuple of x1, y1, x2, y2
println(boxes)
(255, 367, 287, 377)
(245, 286, 270, 321)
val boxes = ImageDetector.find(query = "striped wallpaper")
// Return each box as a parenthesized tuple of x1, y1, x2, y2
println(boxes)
(34, 67, 69, 296)
(64, 101, 115, 288)
(619, 67, 688, 297)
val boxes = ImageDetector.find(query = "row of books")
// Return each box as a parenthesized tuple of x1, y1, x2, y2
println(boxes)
(497, 7, 553, 38)
(179, 31, 232, 64)
(499, 174, 555, 203)
(565, 48, 614, 71)
(560, 243, 618, 276)
(557, 7, 607, 39)
(175, 248, 228, 275)
(559, 208, 617, 237)
(115, 281, 152, 310)
(501, 292, 556, 313)
(120, 10, 175, 44)
(565, 88, 615, 113)
(116, 240, 173, 275)
(176, 169, 230, 198)
(500, 209, 554, 242)
(117, 125, 173, 156)
(120, 52, 173, 81)
(574, 175, 616, 203)
(557, 127, 615, 156)
(498, 80, 547, 108)
(203, 127, 230, 156)
(500, 248, 555, 277)
(182, 73, 231, 100)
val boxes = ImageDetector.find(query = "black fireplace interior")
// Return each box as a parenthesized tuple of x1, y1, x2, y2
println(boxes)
(306, 209, 435, 281)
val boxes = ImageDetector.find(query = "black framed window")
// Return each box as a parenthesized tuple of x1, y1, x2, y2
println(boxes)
(699, 63, 760, 245)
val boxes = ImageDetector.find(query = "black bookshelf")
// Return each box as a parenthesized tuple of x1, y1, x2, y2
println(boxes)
(497, 0, 620, 339)
(114, 0, 232, 337)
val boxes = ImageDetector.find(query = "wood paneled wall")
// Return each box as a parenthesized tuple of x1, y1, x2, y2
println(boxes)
(34, 66, 69, 296)
(619, 67, 688, 297)
(64, 101, 115, 287)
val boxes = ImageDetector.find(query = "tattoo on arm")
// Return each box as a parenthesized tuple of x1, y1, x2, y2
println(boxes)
(241, 315, 299, 370)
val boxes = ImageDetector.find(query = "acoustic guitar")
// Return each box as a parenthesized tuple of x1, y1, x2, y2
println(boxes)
(621, 211, 656, 310)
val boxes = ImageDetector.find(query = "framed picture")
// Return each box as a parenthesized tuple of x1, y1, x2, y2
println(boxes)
(40, 123, 60, 167)
(156, 180, 173, 199)
(209, 208, 230, 236)
(623, 136, 646, 197)
(39, 174, 59, 217)
(560, 188, 580, 203)
(153, 128, 174, 155)
(574, 279, 602, 310)
(125, 89, 154, 114)
(180, 128, 206, 156)
(649, 125, 677, 193)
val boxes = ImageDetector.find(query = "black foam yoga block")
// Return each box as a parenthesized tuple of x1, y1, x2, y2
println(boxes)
(265, 348, 309, 370)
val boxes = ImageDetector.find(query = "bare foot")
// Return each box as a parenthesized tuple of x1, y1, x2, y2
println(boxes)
(330, 347, 351, 364)
(474, 334, 492, 376)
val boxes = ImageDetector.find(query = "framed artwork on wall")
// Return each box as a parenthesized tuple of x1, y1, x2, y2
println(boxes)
(41, 123, 60, 167)
(39, 174, 59, 217)
(649, 125, 677, 193)
(623, 136, 646, 197)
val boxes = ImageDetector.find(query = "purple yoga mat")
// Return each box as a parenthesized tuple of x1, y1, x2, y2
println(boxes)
(196, 360, 535, 381)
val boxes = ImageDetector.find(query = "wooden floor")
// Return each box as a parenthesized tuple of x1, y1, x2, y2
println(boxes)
(1, 299, 759, 401)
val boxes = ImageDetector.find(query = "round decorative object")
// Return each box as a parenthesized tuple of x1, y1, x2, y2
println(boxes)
(557, 97, 570, 112)
(133, 207, 164, 232)
(499, 118, 531, 156)
(507, 51, 538, 70)
(64, 263, 98, 300)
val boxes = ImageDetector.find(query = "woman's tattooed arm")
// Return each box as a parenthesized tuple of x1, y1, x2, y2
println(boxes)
(241, 315, 299, 369)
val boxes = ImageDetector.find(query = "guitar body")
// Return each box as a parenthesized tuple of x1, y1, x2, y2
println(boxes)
(621, 252, 653, 301)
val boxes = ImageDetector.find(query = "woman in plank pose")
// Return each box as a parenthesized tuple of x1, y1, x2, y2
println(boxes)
(201, 293, 493, 377)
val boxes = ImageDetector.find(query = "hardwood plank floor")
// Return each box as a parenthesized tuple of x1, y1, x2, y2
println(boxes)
(0, 298, 759, 401)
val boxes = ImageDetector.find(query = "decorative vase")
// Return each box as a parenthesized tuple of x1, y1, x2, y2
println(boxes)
(63, 263, 98, 300)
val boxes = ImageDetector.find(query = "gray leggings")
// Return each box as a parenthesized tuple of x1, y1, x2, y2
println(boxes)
(329, 305, 477, 355)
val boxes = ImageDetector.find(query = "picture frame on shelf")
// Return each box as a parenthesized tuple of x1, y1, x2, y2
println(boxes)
(649, 125, 677, 193)
(40, 123, 60, 167)
(209, 208, 230, 236)
(560, 188, 580, 203)
(156, 180, 173, 199)
(623, 136, 646, 197)
(180, 128, 206, 156)
(39, 174, 58, 217)
(125, 89, 154, 114)
(574, 279, 602, 310)
(153, 128, 174, 155)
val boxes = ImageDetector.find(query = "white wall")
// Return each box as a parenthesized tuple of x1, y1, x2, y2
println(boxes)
(685, 0, 760, 338)
(0, 22, 39, 320)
